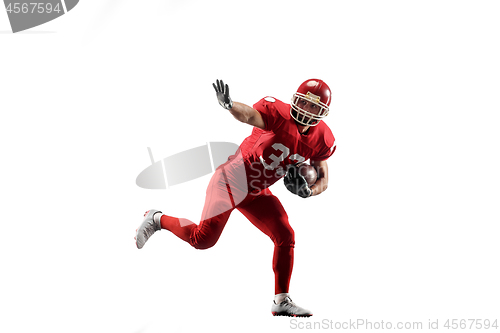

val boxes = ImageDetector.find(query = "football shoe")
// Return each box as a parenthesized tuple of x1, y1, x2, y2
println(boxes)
(135, 209, 162, 249)
(271, 296, 313, 317)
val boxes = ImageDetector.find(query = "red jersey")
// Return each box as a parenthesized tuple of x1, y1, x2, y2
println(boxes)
(234, 96, 336, 192)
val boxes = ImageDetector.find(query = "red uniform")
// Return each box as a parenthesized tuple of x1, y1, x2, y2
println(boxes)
(160, 97, 336, 294)
(242, 97, 335, 192)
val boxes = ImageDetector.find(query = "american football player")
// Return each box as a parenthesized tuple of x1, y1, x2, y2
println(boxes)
(136, 79, 336, 317)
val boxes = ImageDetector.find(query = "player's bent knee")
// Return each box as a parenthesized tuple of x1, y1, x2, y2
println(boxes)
(274, 227, 295, 247)
(191, 238, 218, 250)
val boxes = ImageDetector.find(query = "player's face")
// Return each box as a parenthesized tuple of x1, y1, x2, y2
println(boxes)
(294, 98, 321, 126)
(298, 99, 321, 115)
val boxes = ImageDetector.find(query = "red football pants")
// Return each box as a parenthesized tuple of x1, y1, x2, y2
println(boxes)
(160, 166, 294, 294)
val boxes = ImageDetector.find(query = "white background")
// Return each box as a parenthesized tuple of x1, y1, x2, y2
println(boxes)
(1, 1, 499, 332)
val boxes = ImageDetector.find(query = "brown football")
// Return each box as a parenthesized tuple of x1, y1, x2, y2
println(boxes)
(297, 163, 317, 187)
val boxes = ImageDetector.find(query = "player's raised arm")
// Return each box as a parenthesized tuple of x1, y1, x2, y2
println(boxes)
(213, 79, 265, 130)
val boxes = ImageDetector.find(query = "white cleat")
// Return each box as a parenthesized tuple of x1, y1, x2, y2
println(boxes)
(271, 296, 313, 317)
(135, 209, 162, 249)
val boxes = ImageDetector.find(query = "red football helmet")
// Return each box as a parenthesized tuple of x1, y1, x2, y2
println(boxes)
(291, 79, 331, 126)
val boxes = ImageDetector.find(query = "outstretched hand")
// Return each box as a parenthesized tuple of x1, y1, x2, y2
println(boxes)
(213, 79, 233, 110)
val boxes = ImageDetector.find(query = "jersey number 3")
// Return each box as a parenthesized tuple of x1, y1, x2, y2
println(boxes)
(259, 143, 305, 170)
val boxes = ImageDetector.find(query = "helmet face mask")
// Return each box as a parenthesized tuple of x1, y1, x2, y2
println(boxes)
(290, 79, 331, 126)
